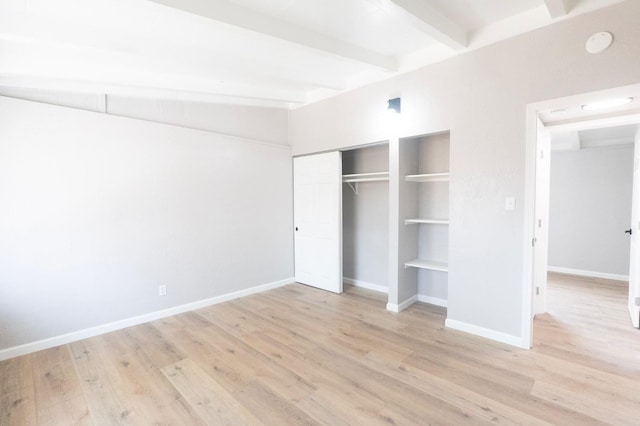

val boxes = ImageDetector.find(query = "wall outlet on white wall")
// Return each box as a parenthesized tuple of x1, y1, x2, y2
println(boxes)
(158, 285, 167, 296)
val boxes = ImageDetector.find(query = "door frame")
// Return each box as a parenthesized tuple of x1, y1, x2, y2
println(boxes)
(629, 128, 640, 328)
(522, 82, 640, 348)
(532, 117, 551, 317)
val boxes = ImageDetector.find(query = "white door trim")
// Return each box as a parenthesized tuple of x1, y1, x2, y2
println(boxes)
(630, 129, 640, 328)
(532, 117, 550, 317)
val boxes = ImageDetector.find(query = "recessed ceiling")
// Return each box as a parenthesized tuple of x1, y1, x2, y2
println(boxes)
(0, 0, 627, 109)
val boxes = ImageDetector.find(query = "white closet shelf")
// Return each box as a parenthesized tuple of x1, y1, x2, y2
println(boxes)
(404, 219, 449, 225)
(342, 172, 389, 183)
(404, 259, 448, 272)
(405, 173, 449, 182)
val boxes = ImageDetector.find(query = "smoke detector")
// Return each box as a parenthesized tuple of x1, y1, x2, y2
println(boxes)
(586, 32, 613, 54)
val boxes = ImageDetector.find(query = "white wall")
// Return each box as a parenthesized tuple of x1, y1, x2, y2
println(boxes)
(0, 96, 293, 352)
(289, 1, 640, 342)
(105, 96, 289, 145)
(549, 145, 633, 277)
(342, 144, 389, 288)
(0, 87, 289, 145)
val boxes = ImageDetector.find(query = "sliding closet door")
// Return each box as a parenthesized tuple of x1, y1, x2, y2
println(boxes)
(294, 151, 342, 293)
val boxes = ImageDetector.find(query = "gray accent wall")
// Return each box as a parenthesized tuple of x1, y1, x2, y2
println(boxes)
(549, 145, 633, 276)
(0, 96, 293, 351)
(289, 1, 640, 339)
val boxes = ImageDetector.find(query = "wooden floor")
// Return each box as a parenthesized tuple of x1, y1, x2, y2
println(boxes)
(2, 274, 640, 425)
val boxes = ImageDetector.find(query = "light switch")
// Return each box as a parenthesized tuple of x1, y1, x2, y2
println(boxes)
(505, 197, 516, 211)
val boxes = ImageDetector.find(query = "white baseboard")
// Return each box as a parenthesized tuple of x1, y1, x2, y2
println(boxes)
(344, 277, 388, 294)
(445, 318, 529, 349)
(343, 280, 447, 309)
(0, 277, 294, 362)
(417, 295, 448, 308)
(547, 266, 628, 282)
(344, 280, 447, 309)
(386, 295, 418, 313)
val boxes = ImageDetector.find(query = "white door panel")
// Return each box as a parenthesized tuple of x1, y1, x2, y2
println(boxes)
(294, 152, 342, 293)
(629, 130, 640, 328)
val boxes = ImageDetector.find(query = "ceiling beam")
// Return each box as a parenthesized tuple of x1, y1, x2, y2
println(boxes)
(146, 0, 396, 71)
(0, 12, 344, 103)
(373, 0, 467, 50)
(544, 110, 640, 133)
(543, 0, 569, 18)
(549, 131, 580, 151)
(0, 75, 306, 108)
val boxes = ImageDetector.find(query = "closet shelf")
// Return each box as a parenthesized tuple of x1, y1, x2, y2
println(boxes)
(342, 172, 389, 183)
(404, 259, 448, 272)
(404, 219, 449, 225)
(405, 173, 449, 182)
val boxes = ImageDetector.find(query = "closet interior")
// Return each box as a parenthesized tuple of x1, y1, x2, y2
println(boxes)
(338, 131, 450, 311)
(398, 132, 450, 308)
(342, 142, 390, 298)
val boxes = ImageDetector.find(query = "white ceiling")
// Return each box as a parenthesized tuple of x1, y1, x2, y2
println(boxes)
(579, 124, 637, 147)
(550, 124, 638, 151)
(538, 85, 640, 151)
(0, 0, 627, 109)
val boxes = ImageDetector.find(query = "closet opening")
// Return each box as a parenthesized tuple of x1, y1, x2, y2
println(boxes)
(341, 142, 390, 307)
(392, 132, 450, 312)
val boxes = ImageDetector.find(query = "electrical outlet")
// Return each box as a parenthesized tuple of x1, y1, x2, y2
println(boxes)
(158, 285, 167, 296)
(635, 297, 640, 307)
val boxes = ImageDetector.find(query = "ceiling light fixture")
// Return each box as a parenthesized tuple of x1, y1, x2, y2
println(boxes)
(387, 97, 401, 114)
(585, 31, 613, 54)
(581, 97, 633, 111)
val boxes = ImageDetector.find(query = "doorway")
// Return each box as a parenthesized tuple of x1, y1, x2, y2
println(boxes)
(546, 125, 636, 281)
(523, 83, 640, 347)
(541, 124, 636, 339)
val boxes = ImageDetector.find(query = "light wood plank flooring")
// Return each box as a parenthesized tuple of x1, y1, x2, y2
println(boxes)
(2, 275, 639, 425)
